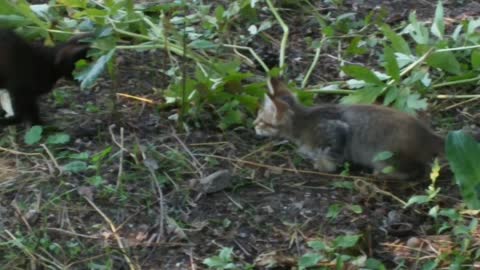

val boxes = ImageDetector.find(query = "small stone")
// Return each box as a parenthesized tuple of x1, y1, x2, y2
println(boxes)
(406, 237, 421, 248)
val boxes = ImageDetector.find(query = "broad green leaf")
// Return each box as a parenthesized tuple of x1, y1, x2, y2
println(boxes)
(76, 49, 115, 90)
(427, 51, 461, 74)
(0, 15, 29, 28)
(467, 18, 480, 35)
(430, 1, 444, 39)
(373, 151, 393, 162)
(326, 203, 342, 220)
(219, 247, 233, 261)
(333, 234, 361, 249)
(342, 65, 383, 85)
(4, 0, 48, 29)
(298, 253, 323, 269)
(405, 195, 430, 207)
(24, 125, 43, 145)
(62, 161, 88, 173)
(383, 87, 399, 106)
(406, 94, 428, 111)
(471, 50, 480, 69)
(46, 133, 71, 145)
(365, 258, 387, 270)
(341, 87, 383, 104)
(380, 24, 411, 55)
(307, 240, 330, 251)
(406, 12, 429, 44)
(202, 257, 225, 268)
(383, 46, 400, 82)
(446, 131, 480, 209)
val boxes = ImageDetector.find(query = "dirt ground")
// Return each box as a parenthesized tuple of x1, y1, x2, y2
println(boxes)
(1, 0, 479, 269)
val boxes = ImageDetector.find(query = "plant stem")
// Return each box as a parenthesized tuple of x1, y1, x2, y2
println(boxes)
(302, 38, 325, 88)
(266, 0, 289, 72)
(436, 44, 480, 52)
(304, 88, 355, 95)
(432, 75, 480, 88)
(433, 94, 480, 99)
(223, 44, 269, 73)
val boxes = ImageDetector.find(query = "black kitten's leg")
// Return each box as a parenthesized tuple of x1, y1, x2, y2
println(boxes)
(23, 98, 42, 125)
(0, 92, 42, 126)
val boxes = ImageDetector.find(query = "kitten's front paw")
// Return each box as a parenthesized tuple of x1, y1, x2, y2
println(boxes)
(313, 157, 337, 172)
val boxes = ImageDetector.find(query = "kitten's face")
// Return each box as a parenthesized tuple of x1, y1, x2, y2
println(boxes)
(254, 94, 290, 137)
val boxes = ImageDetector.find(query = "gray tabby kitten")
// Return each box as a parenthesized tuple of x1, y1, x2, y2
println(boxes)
(254, 78, 445, 180)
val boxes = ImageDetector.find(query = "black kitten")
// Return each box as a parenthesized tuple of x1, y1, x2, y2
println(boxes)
(0, 29, 91, 126)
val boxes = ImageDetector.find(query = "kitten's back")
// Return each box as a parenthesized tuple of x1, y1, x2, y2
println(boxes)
(340, 104, 444, 166)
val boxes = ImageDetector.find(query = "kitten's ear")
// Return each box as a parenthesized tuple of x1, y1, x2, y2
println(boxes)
(263, 93, 289, 119)
(54, 43, 90, 79)
(269, 77, 293, 97)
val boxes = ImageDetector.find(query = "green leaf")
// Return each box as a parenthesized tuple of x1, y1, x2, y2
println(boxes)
(88, 176, 104, 187)
(349, 205, 363, 214)
(430, 1, 444, 39)
(471, 50, 480, 70)
(203, 257, 225, 268)
(383, 87, 399, 106)
(62, 161, 88, 173)
(380, 24, 411, 55)
(333, 234, 361, 249)
(427, 51, 461, 75)
(341, 87, 383, 104)
(365, 258, 386, 270)
(46, 133, 71, 145)
(406, 12, 430, 44)
(382, 166, 395, 174)
(342, 65, 384, 85)
(298, 253, 323, 269)
(307, 240, 330, 252)
(69, 152, 89, 160)
(24, 126, 43, 145)
(91, 147, 112, 164)
(405, 195, 430, 207)
(76, 49, 115, 90)
(383, 46, 400, 82)
(373, 151, 393, 162)
(421, 261, 438, 270)
(326, 203, 343, 220)
(219, 247, 233, 261)
(3, 0, 48, 29)
(189, 39, 218, 49)
(406, 94, 428, 111)
(0, 15, 29, 28)
(446, 131, 480, 209)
